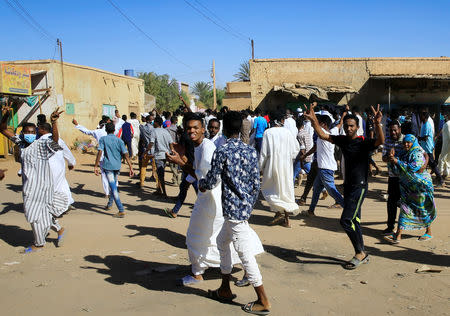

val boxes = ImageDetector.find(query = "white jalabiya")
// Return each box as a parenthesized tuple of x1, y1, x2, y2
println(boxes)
(41, 134, 76, 207)
(129, 118, 141, 158)
(260, 127, 300, 215)
(187, 138, 263, 275)
(438, 121, 450, 176)
(74, 124, 110, 195)
(284, 116, 298, 138)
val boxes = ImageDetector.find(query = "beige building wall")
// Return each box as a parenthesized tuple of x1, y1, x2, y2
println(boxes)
(223, 81, 251, 110)
(249, 57, 450, 110)
(3, 60, 145, 146)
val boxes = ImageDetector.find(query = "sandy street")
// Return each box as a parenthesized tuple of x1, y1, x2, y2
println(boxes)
(0, 151, 448, 316)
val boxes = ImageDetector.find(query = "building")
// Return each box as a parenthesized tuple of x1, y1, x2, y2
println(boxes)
(224, 57, 450, 113)
(0, 59, 145, 151)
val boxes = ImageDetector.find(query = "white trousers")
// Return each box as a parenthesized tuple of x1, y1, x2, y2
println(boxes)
(217, 219, 263, 287)
(31, 213, 61, 246)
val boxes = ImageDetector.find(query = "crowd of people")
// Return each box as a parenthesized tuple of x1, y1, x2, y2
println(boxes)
(0, 97, 448, 315)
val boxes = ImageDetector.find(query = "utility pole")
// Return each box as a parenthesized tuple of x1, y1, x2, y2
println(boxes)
(57, 39, 65, 93)
(251, 39, 254, 60)
(212, 59, 217, 110)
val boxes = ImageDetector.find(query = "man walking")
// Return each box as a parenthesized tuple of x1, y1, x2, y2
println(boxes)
(94, 122, 134, 218)
(419, 110, 443, 186)
(199, 111, 271, 315)
(253, 109, 268, 154)
(381, 120, 404, 234)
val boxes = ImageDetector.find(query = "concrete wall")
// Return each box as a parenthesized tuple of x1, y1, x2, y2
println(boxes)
(3, 60, 144, 146)
(249, 57, 450, 110)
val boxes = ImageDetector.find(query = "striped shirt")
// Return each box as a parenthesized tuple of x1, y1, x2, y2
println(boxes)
(297, 127, 314, 162)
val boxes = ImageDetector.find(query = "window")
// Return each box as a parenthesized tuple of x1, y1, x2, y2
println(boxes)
(66, 103, 75, 115)
(102, 104, 116, 118)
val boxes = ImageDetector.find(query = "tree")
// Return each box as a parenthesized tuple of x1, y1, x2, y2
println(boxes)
(191, 81, 211, 104)
(138, 72, 186, 112)
(233, 61, 250, 82)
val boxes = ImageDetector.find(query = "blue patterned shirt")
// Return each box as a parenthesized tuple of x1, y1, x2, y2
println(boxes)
(199, 138, 260, 221)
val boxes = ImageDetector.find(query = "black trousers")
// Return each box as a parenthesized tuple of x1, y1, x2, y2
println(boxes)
(387, 177, 400, 231)
(301, 160, 318, 201)
(427, 152, 442, 182)
(340, 184, 367, 254)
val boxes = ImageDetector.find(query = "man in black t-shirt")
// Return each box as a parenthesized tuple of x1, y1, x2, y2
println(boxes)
(305, 103, 385, 269)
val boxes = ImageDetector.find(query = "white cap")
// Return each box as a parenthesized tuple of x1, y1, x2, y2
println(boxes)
(141, 112, 149, 118)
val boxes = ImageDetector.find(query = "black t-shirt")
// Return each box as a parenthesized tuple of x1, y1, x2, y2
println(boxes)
(331, 135, 377, 187)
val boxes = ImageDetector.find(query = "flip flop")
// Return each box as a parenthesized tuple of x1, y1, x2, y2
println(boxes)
(163, 208, 175, 218)
(418, 234, 433, 241)
(179, 275, 202, 286)
(383, 234, 399, 244)
(23, 246, 43, 254)
(268, 215, 284, 226)
(343, 254, 370, 270)
(327, 203, 342, 209)
(57, 229, 66, 247)
(242, 301, 270, 315)
(208, 289, 237, 303)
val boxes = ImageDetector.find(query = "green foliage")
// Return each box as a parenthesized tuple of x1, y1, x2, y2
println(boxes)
(233, 61, 250, 82)
(138, 72, 185, 112)
(191, 81, 225, 109)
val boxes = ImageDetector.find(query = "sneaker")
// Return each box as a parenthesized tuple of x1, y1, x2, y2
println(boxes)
(235, 277, 250, 287)
(113, 212, 125, 218)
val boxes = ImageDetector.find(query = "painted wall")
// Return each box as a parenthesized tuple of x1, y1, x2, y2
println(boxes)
(3, 60, 144, 147)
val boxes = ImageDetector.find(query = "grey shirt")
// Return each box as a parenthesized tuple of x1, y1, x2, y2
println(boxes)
(150, 127, 173, 160)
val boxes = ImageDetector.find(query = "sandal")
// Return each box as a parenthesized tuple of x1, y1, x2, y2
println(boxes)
(383, 234, 399, 244)
(208, 289, 237, 302)
(418, 233, 433, 241)
(23, 246, 43, 254)
(57, 229, 66, 247)
(163, 208, 175, 218)
(327, 203, 342, 209)
(343, 254, 370, 270)
(268, 215, 284, 226)
(300, 210, 315, 217)
(242, 301, 270, 315)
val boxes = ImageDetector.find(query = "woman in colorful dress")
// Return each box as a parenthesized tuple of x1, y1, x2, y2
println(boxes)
(384, 134, 437, 243)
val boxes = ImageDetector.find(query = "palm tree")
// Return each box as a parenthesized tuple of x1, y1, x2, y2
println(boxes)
(233, 61, 250, 82)
(192, 81, 212, 103)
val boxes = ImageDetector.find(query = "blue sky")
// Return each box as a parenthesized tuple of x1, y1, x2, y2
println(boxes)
(1, 0, 449, 89)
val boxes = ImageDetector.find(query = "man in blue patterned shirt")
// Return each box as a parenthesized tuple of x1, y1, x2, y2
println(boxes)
(199, 111, 271, 315)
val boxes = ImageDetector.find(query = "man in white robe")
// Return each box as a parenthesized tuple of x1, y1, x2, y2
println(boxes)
(260, 112, 300, 227)
(0, 106, 67, 253)
(167, 113, 263, 286)
(72, 118, 110, 197)
(40, 134, 76, 210)
(438, 113, 450, 179)
(129, 112, 141, 160)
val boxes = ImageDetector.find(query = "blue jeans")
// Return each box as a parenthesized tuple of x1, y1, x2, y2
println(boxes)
(104, 169, 124, 212)
(309, 168, 344, 213)
(293, 160, 311, 183)
(172, 171, 198, 214)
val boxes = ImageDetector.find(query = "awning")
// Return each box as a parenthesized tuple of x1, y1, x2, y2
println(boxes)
(272, 83, 357, 101)
(370, 74, 450, 80)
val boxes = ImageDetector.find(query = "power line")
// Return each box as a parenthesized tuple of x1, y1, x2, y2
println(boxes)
(106, 0, 192, 69)
(3, 0, 53, 41)
(183, 0, 249, 43)
(192, 0, 250, 41)
(11, 0, 56, 40)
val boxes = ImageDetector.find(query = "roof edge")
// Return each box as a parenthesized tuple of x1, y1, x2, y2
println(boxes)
(251, 57, 450, 62)
(0, 59, 144, 82)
